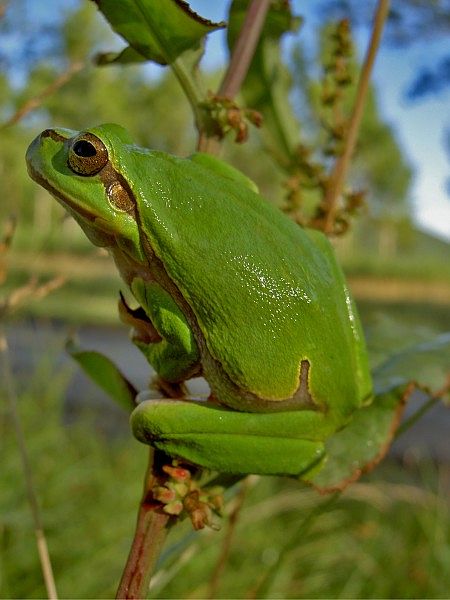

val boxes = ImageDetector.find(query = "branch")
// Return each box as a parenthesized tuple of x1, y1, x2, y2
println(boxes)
(116, 380, 188, 599)
(219, 0, 271, 99)
(1, 61, 84, 129)
(322, 0, 391, 234)
(116, 449, 174, 600)
(197, 0, 271, 154)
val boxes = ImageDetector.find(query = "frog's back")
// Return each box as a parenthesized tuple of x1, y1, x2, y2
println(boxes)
(127, 152, 371, 415)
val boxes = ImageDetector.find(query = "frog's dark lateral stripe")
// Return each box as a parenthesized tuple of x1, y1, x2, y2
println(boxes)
(40, 129, 68, 143)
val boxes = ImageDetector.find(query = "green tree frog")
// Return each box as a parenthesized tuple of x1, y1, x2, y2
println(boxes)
(26, 124, 373, 479)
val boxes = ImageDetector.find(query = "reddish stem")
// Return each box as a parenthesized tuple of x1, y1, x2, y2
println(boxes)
(219, 0, 271, 99)
(197, 0, 271, 154)
(116, 450, 174, 599)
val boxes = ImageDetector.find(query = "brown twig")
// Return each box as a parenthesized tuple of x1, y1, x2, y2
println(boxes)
(1, 332, 58, 599)
(207, 477, 251, 599)
(197, 0, 271, 154)
(322, 0, 390, 234)
(1, 61, 84, 129)
(116, 449, 174, 600)
(116, 377, 187, 598)
(219, 0, 271, 99)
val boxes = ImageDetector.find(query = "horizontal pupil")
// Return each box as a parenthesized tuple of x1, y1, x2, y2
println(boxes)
(73, 140, 96, 157)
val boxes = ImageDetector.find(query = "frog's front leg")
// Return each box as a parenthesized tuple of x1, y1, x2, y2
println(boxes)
(126, 277, 201, 383)
(131, 399, 333, 478)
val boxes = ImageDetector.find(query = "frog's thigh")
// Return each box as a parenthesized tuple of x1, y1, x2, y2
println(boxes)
(131, 399, 326, 478)
(131, 278, 200, 382)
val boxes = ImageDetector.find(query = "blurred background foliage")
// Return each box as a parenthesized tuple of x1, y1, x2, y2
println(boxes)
(0, 1, 449, 598)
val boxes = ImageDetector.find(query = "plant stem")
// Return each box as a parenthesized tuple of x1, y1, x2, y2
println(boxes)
(219, 0, 271, 99)
(322, 0, 390, 234)
(170, 56, 205, 128)
(116, 449, 174, 600)
(0, 330, 58, 600)
(396, 396, 439, 438)
(197, 0, 271, 154)
(132, 0, 205, 132)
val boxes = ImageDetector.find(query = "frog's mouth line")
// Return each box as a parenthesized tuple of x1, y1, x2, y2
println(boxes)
(27, 161, 119, 247)
(27, 161, 98, 225)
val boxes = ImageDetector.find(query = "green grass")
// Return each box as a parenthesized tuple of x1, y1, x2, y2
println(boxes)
(0, 352, 147, 599)
(341, 254, 450, 282)
(1, 345, 449, 599)
(158, 470, 450, 599)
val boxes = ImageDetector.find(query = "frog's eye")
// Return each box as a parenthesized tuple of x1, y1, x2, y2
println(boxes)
(68, 133, 108, 176)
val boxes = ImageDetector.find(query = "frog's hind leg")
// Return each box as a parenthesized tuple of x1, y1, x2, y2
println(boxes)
(131, 398, 327, 478)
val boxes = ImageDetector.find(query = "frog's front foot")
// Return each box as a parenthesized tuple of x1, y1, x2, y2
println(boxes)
(118, 292, 161, 344)
(151, 375, 188, 399)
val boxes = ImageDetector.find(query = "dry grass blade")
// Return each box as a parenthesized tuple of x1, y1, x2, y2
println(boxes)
(0, 332, 59, 599)
(0, 215, 17, 255)
(0, 216, 17, 284)
(0, 218, 64, 597)
(0, 275, 65, 319)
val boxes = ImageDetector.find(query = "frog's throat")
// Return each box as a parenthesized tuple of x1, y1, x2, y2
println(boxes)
(133, 232, 318, 414)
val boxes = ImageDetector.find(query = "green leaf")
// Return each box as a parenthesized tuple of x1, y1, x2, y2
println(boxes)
(92, 0, 225, 65)
(306, 384, 409, 493)
(67, 339, 137, 412)
(95, 46, 147, 66)
(372, 332, 450, 396)
(227, 0, 302, 165)
(307, 333, 450, 493)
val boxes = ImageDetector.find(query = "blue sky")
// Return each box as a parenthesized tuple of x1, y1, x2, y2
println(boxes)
(189, 0, 450, 241)
(372, 44, 450, 241)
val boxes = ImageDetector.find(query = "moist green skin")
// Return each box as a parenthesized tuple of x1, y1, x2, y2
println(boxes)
(26, 124, 373, 477)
